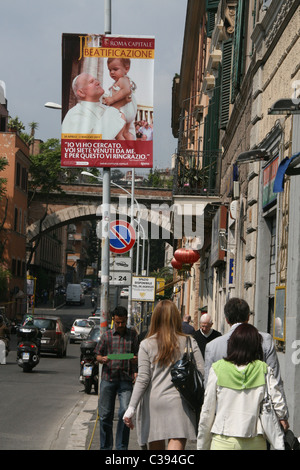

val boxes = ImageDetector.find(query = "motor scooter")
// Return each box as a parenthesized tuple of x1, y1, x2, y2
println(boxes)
(16, 326, 41, 372)
(80, 337, 99, 394)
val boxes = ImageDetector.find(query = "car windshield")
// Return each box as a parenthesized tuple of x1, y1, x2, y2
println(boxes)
(75, 320, 90, 327)
(88, 327, 100, 341)
(33, 319, 56, 330)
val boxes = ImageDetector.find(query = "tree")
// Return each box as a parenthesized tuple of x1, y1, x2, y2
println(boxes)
(0, 265, 11, 300)
(0, 156, 8, 200)
(0, 156, 9, 262)
(27, 138, 79, 269)
(20, 121, 39, 146)
(8, 116, 25, 133)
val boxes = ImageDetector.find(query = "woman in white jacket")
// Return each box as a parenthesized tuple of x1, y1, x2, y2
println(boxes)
(197, 323, 289, 450)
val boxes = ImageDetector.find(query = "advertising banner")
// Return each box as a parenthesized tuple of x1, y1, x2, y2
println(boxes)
(61, 33, 154, 168)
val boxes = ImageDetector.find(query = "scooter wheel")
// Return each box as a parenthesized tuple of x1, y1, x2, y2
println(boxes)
(23, 363, 33, 372)
(84, 378, 92, 394)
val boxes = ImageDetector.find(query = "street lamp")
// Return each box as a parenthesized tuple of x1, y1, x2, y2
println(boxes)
(44, 102, 62, 110)
(237, 149, 271, 164)
(81, 170, 146, 326)
(81, 171, 141, 209)
(268, 99, 300, 115)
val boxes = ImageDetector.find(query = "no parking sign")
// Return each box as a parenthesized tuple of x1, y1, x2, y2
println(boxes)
(109, 220, 136, 254)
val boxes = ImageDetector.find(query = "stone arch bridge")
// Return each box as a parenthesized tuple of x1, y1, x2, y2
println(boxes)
(27, 182, 174, 245)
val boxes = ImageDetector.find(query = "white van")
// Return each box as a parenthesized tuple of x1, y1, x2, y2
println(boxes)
(66, 284, 85, 305)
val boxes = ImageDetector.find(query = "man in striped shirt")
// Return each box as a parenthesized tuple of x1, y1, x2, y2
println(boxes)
(95, 306, 138, 450)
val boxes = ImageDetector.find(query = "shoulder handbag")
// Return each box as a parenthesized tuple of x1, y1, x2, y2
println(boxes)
(170, 336, 204, 423)
(260, 371, 285, 450)
(284, 430, 300, 450)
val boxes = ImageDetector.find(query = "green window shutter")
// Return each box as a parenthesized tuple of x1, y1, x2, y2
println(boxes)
(206, 0, 220, 11)
(207, 11, 216, 38)
(231, 0, 246, 103)
(206, 0, 220, 37)
(220, 39, 233, 129)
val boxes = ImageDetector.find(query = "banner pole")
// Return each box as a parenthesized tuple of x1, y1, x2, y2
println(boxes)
(100, 0, 112, 334)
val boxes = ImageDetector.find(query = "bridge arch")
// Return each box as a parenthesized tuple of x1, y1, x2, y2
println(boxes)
(27, 204, 173, 245)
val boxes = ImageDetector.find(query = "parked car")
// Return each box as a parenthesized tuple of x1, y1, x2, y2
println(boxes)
(120, 287, 129, 298)
(32, 316, 68, 357)
(70, 318, 95, 343)
(88, 315, 101, 325)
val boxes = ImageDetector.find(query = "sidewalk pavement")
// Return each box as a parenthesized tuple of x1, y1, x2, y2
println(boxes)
(65, 393, 197, 451)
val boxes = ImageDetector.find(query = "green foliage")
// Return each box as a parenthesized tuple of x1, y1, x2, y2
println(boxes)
(0, 156, 8, 200)
(8, 116, 25, 133)
(29, 138, 78, 197)
(29, 138, 62, 194)
(146, 168, 173, 189)
(0, 265, 11, 299)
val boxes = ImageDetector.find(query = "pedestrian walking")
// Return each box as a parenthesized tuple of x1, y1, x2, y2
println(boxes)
(123, 300, 204, 451)
(193, 313, 221, 359)
(95, 306, 139, 450)
(197, 323, 289, 450)
(181, 314, 195, 334)
(204, 298, 287, 411)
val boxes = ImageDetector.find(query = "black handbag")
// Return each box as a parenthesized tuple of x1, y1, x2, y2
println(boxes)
(284, 430, 300, 450)
(170, 335, 204, 421)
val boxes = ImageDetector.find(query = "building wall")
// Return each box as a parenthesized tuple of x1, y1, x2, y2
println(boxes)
(172, 0, 300, 432)
(0, 132, 30, 316)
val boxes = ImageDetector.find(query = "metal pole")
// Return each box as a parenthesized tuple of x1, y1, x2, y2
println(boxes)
(100, 168, 110, 334)
(127, 168, 135, 326)
(100, 0, 111, 334)
(104, 0, 111, 34)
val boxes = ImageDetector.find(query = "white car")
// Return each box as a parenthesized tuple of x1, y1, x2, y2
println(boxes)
(88, 315, 101, 325)
(70, 318, 95, 343)
(120, 288, 129, 298)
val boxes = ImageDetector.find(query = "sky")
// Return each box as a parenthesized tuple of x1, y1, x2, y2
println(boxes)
(0, 0, 187, 170)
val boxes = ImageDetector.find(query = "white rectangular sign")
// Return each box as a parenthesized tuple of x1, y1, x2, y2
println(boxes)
(109, 257, 132, 271)
(132, 276, 156, 302)
(109, 271, 132, 286)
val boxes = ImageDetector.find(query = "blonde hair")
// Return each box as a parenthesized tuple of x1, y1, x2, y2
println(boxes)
(147, 300, 185, 367)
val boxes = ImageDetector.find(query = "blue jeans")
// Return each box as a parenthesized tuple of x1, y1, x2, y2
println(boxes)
(99, 379, 133, 450)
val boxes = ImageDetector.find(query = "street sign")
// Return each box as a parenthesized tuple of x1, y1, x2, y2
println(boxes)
(109, 220, 136, 254)
(132, 276, 156, 302)
(109, 272, 132, 286)
(109, 256, 132, 271)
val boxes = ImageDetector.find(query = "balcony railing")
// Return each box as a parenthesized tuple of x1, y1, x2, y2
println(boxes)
(172, 150, 222, 196)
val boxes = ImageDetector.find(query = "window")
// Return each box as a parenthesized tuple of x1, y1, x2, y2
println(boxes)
(19, 208, 22, 233)
(21, 167, 28, 191)
(11, 259, 16, 276)
(231, 0, 247, 102)
(220, 39, 233, 129)
(16, 163, 21, 186)
(14, 207, 18, 231)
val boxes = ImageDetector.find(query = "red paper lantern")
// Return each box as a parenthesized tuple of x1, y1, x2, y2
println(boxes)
(171, 258, 182, 270)
(174, 248, 200, 265)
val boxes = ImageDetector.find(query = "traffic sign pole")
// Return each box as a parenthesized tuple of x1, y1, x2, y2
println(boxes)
(100, 0, 112, 335)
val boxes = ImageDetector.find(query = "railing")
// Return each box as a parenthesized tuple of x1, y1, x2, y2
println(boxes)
(172, 150, 222, 196)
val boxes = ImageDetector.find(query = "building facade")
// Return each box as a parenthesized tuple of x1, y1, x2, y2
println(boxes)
(0, 132, 30, 317)
(172, 0, 300, 432)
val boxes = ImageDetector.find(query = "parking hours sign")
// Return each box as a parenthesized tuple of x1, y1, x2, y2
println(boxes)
(109, 220, 136, 254)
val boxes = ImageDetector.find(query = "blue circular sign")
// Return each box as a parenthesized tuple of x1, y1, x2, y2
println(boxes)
(109, 220, 136, 254)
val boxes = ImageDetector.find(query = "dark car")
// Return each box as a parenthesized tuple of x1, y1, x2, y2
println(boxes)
(32, 316, 68, 357)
